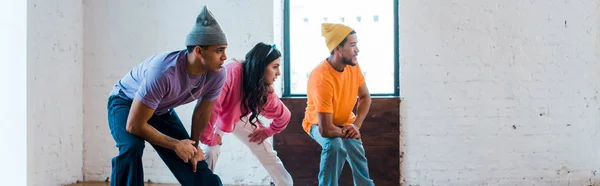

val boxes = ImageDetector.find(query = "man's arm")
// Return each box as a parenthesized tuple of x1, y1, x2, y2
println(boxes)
(317, 112, 345, 138)
(199, 67, 228, 146)
(126, 98, 190, 150)
(353, 83, 371, 129)
(191, 99, 216, 147)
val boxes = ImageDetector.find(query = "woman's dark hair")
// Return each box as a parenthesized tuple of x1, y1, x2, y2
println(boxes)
(240, 42, 282, 128)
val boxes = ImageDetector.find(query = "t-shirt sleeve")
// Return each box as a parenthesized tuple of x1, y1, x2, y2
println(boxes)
(135, 67, 169, 110)
(311, 74, 334, 113)
(203, 68, 227, 101)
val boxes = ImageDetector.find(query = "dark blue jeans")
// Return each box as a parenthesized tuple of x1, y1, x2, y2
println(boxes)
(107, 95, 222, 186)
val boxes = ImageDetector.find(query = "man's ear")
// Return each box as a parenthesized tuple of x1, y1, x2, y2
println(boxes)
(334, 46, 342, 56)
(194, 46, 202, 56)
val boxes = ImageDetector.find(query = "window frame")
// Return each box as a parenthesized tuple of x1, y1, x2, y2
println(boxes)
(282, 0, 399, 97)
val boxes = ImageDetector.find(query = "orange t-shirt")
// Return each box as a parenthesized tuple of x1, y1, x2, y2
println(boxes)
(302, 59, 365, 134)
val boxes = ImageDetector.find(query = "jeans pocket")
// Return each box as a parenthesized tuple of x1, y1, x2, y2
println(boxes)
(107, 108, 121, 145)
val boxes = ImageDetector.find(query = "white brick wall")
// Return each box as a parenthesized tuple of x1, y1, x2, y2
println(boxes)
(26, 0, 85, 185)
(83, 0, 277, 184)
(6, 0, 599, 185)
(399, 0, 600, 185)
(0, 1, 28, 186)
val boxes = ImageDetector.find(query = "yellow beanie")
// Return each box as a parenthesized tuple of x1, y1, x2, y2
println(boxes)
(321, 23, 354, 53)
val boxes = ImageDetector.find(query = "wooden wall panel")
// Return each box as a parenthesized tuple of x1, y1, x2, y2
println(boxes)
(274, 97, 400, 186)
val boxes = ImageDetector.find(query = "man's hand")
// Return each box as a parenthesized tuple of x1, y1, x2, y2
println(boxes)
(190, 146, 206, 172)
(248, 127, 269, 145)
(173, 139, 197, 163)
(342, 124, 361, 139)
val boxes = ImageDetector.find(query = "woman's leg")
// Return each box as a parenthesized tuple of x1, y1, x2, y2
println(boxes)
(201, 127, 225, 171)
(231, 120, 293, 186)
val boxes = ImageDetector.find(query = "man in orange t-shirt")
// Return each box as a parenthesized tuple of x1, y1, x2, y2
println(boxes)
(302, 23, 374, 186)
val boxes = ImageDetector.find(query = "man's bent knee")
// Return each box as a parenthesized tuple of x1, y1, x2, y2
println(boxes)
(322, 138, 346, 155)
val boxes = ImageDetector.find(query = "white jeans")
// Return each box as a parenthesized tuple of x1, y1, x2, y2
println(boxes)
(202, 120, 293, 186)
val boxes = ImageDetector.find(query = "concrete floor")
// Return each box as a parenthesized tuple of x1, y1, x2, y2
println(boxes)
(67, 181, 269, 186)
(67, 182, 176, 186)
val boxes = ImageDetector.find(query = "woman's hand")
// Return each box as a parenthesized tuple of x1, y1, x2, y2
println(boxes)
(248, 127, 269, 145)
(214, 133, 222, 145)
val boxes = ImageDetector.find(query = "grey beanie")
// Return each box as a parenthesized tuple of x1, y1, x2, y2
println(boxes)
(185, 6, 228, 46)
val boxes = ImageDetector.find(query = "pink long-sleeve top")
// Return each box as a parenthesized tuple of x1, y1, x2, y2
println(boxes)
(200, 60, 291, 146)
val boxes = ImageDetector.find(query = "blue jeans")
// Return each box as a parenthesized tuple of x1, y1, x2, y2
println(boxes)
(107, 95, 222, 186)
(309, 125, 375, 186)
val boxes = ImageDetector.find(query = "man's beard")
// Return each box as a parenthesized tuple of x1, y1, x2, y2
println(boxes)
(342, 55, 356, 66)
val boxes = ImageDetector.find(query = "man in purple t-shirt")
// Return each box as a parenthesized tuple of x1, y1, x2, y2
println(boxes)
(107, 6, 227, 186)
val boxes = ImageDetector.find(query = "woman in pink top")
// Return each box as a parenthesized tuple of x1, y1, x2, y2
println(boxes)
(200, 42, 293, 186)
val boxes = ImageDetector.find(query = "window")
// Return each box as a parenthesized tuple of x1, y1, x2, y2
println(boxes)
(283, 0, 399, 97)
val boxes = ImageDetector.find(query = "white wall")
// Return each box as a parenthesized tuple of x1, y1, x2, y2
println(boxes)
(26, 0, 85, 185)
(273, 0, 284, 96)
(0, 0, 28, 185)
(9, 0, 599, 185)
(400, 0, 600, 185)
(83, 0, 277, 184)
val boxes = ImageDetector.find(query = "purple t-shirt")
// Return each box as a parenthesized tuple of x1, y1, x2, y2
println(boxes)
(109, 50, 226, 115)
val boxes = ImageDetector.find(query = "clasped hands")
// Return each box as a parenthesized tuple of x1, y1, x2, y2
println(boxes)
(173, 139, 206, 172)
